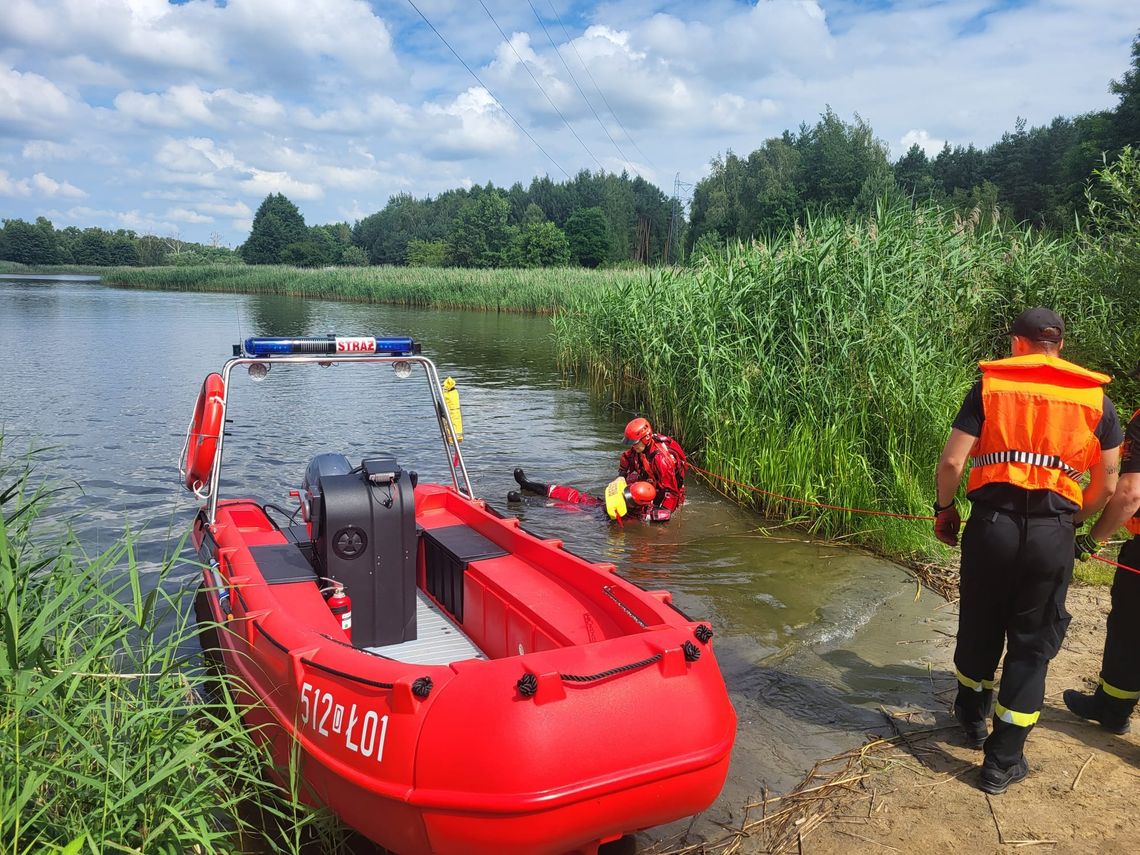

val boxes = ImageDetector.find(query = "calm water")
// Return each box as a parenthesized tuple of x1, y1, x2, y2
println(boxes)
(0, 277, 954, 847)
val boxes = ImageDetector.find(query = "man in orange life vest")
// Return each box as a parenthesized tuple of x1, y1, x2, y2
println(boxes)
(1063, 395, 1140, 733)
(934, 307, 1122, 794)
(618, 417, 689, 522)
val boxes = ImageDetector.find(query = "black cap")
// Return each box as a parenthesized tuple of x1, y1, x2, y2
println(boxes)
(1008, 307, 1064, 343)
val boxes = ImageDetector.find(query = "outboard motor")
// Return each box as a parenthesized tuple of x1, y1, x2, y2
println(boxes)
(302, 453, 353, 537)
(309, 454, 417, 648)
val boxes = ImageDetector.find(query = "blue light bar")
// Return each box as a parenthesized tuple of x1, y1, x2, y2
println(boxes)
(240, 335, 419, 357)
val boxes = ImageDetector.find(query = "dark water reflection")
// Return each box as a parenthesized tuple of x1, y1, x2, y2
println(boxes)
(0, 277, 954, 848)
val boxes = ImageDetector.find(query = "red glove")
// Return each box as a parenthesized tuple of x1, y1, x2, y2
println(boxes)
(933, 504, 961, 546)
(648, 508, 671, 522)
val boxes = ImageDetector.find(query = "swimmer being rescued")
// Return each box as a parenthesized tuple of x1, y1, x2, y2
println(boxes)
(509, 468, 672, 523)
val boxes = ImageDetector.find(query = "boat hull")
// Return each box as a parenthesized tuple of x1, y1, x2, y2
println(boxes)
(195, 483, 735, 854)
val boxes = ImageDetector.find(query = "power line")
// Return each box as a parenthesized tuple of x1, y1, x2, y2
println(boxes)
(525, 0, 639, 177)
(476, 0, 605, 174)
(403, 0, 571, 180)
(545, 0, 658, 175)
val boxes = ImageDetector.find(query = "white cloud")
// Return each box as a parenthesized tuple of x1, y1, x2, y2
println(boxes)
(239, 168, 323, 201)
(0, 0, 223, 75)
(31, 172, 85, 198)
(115, 85, 287, 129)
(0, 170, 33, 197)
(154, 137, 242, 174)
(0, 169, 85, 198)
(900, 130, 947, 158)
(423, 87, 519, 158)
(293, 95, 412, 133)
(198, 200, 253, 218)
(22, 140, 70, 160)
(0, 66, 74, 130)
(167, 207, 214, 224)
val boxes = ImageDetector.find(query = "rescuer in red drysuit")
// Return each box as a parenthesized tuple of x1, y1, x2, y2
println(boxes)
(617, 417, 688, 520)
(511, 469, 667, 522)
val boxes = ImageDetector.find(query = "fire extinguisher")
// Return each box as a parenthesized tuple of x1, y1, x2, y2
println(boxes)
(326, 584, 352, 642)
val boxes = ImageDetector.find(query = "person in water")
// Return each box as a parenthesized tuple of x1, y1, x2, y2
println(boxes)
(617, 417, 688, 521)
(511, 469, 669, 522)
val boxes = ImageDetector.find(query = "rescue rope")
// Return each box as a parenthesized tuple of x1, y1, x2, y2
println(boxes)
(688, 461, 1140, 576)
(1091, 554, 1140, 577)
(686, 461, 936, 521)
(516, 653, 665, 697)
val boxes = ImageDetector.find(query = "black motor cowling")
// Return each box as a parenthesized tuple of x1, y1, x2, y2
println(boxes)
(307, 453, 417, 648)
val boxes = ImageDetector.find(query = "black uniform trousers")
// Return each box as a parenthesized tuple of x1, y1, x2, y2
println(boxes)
(953, 506, 1074, 767)
(1098, 537, 1140, 717)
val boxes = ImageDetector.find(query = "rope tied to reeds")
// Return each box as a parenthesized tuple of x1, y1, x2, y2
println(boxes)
(689, 460, 1140, 578)
(687, 461, 937, 521)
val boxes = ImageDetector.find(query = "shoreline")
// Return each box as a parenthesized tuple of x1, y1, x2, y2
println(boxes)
(652, 580, 1130, 854)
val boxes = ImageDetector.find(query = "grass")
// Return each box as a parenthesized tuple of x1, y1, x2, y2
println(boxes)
(0, 442, 345, 853)
(101, 263, 647, 314)
(554, 198, 1132, 559)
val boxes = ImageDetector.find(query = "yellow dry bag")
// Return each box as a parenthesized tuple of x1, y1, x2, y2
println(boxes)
(604, 477, 629, 520)
(442, 377, 464, 443)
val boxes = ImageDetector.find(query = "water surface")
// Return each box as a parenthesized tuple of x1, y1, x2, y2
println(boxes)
(0, 276, 954, 847)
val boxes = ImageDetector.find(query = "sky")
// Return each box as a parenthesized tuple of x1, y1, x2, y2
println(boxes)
(1, 0, 1138, 249)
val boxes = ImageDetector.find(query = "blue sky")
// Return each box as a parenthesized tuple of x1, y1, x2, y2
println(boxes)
(1, 0, 1137, 248)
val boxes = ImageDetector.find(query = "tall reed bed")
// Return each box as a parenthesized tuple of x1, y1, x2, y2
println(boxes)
(0, 445, 340, 853)
(555, 200, 1115, 555)
(105, 264, 646, 313)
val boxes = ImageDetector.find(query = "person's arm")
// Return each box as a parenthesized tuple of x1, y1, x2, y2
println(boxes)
(618, 449, 634, 478)
(1075, 445, 1120, 524)
(1088, 470, 1140, 541)
(936, 429, 976, 509)
(932, 428, 975, 546)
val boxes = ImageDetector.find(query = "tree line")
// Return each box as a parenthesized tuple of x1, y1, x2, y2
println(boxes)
(688, 33, 1140, 251)
(2, 31, 1137, 270)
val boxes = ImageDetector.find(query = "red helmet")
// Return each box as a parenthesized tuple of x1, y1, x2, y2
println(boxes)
(625, 481, 657, 506)
(623, 417, 653, 445)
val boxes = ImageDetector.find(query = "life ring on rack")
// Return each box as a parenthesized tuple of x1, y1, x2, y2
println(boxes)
(183, 373, 226, 493)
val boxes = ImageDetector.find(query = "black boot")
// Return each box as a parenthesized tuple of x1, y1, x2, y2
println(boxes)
(1063, 687, 1132, 734)
(953, 687, 994, 749)
(979, 754, 1030, 794)
(513, 468, 548, 495)
(507, 490, 522, 503)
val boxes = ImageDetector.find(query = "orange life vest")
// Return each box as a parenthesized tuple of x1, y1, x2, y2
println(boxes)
(966, 354, 1109, 508)
(1126, 409, 1140, 536)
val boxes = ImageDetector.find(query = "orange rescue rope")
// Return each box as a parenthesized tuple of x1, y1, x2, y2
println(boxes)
(688, 460, 1140, 577)
(686, 461, 937, 522)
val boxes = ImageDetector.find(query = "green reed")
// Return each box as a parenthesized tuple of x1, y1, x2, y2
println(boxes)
(104, 264, 646, 314)
(0, 445, 345, 853)
(555, 199, 1119, 556)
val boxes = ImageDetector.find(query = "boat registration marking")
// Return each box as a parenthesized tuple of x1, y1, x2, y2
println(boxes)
(300, 682, 390, 763)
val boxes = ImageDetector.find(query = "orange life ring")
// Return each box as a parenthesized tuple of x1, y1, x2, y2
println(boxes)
(184, 373, 226, 493)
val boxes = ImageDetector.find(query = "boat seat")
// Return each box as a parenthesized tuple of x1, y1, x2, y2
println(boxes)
(247, 543, 319, 585)
(421, 524, 508, 622)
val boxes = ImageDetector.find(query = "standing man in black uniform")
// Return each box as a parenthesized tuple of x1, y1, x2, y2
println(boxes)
(934, 307, 1122, 794)
(1063, 404, 1140, 732)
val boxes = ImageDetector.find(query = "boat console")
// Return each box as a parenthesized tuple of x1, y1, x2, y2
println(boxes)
(304, 453, 419, 648)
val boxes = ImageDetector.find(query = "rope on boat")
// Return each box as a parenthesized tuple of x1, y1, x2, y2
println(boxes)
(515, 644, 702, 698)
(602, 585, 648, 627)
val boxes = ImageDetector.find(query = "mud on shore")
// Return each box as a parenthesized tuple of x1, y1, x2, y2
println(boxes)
(646, 583, 1137, 855)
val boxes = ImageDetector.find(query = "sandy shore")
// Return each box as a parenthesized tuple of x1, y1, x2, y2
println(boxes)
(643, 581, 1139, 855)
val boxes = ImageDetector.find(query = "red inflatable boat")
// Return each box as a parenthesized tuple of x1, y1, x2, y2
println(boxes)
(186, 335, 736, 855)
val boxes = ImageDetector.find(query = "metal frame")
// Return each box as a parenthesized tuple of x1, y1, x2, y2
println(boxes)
(204, 352, 473, 523)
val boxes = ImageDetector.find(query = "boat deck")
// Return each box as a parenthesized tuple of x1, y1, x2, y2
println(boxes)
(364, 590, 488, 664)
